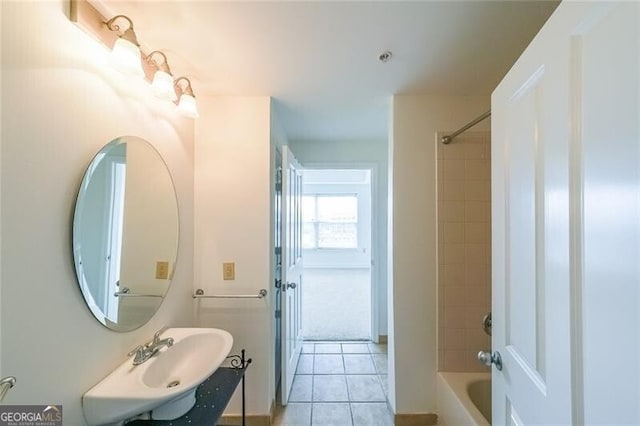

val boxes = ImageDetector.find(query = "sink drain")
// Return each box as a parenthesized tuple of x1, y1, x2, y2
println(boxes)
(167, 380, 180, 388)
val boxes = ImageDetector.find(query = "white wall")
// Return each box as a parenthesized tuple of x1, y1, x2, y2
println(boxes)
(390, 95, 489, 415)
(194, 96, 274, 416)
(289, 139, 388, 337)
(0, 0, 3, 379)
(0, 1, 194, 422)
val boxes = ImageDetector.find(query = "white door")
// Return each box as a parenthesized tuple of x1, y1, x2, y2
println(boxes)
(492, 1, 639, 424)
(280, 145, 304, 405)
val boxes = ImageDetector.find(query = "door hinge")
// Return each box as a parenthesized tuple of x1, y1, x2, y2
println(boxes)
(275, 167, 283, 191)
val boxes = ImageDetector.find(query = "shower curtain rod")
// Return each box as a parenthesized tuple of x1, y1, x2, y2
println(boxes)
(441, 110, 491, 144)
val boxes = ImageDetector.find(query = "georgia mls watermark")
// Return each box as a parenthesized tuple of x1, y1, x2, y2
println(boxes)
(0, 405, 62, 426)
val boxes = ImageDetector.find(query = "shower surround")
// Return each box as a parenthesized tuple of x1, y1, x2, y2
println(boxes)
(437, 131, 492, 372)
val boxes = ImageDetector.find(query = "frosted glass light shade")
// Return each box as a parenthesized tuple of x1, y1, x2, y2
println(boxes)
(151, 70, 177, 101)
(177, 94, 199, 118)
(111, 38, 144, 77)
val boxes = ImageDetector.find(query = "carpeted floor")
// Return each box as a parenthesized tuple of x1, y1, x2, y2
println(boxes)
(301, 268, 371, 340)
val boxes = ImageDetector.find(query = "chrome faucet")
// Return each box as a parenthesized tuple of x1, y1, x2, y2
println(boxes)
(128, 327, 174, 366)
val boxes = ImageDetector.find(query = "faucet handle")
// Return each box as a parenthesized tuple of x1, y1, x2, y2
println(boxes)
(127, 345, 143, 357)
(153, 326, 168, 342)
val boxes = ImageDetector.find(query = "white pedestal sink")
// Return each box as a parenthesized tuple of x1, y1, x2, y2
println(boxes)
(82, 328, 233, 426)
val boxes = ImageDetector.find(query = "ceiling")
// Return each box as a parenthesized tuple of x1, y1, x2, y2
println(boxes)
(101, 1, 559, 141)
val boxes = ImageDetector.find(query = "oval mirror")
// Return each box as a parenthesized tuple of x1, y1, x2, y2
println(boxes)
(73, 136, 179, 332)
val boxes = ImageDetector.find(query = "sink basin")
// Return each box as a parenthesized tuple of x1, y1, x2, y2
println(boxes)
(83, 328, 233, 426)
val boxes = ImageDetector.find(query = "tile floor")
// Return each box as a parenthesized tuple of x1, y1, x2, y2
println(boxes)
(273, 341, 393, 426)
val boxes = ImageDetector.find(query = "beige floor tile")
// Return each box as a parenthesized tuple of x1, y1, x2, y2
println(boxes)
(346, 375, 386, 402)
(343, 354, 376, 374)
(314, 354, 345, 374)
(296, 354, 314, 375)
(314, 343, 343, 354)
(368, 343, 387, 354)
(313, 375, 349, 402)
(379, 375, 389, 395)
(302, 343, 315, 354)
(372, 354, 388, 374)
(351, 403, 393, 426)
(342, 343, 370, 354)
(278, 340, 392, 425)
(311, 403, 352, 426)
(273, 403, 312, 426)
(290, 375, 313, 402)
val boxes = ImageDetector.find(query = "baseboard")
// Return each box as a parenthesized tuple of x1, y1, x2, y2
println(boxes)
(379, 335, 388, 344)
(394, 412, 438, 426)
(217, 414, 271, 426)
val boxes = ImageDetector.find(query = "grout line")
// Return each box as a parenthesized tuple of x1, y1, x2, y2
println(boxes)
(349, 400, 356, 426)
(286, 341, 391, 425)
(345, 364, 352, 404)
(349, 402, 355, 426)
(311, 356, 315, 404)
(341, 352, 347, 378)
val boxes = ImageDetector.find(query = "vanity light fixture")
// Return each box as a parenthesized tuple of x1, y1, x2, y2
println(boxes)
(105, 15, 145, 77)
(175, 77, 199, 119)
(147, 51, 177, 102)
(70, 0, 199, 119)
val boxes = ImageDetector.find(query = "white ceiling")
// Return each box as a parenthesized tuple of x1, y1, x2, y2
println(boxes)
(102, 1, 559, 141)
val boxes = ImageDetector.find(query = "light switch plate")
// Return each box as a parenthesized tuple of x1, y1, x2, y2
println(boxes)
(223, 262, 235, 280)
(156, 261, 169, 279)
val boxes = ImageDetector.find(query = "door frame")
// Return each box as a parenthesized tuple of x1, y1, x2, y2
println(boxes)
(300, 162, 380, 343)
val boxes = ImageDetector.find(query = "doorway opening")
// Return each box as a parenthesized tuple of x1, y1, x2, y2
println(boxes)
(301, 169, 372, 341)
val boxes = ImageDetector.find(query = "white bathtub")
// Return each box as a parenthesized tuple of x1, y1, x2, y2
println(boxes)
(436, 372, 491, 426)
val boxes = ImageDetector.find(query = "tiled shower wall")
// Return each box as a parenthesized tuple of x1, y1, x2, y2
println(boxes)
(437, 131, 491, 372)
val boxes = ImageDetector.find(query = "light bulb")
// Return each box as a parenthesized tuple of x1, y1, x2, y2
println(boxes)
(177, 94, 199, 118)
(111, 38, 144, 77)
(151, 70, 177, 101)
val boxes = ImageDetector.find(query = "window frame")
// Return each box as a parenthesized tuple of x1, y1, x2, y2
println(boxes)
(302, 193, 359, 250)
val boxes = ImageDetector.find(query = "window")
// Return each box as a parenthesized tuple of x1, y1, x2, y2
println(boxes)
(303, 195, 358, 249)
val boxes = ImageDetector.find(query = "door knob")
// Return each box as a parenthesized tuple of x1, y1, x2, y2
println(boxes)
(478, 350, 502, 371)
(286, 282, 297, 290)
